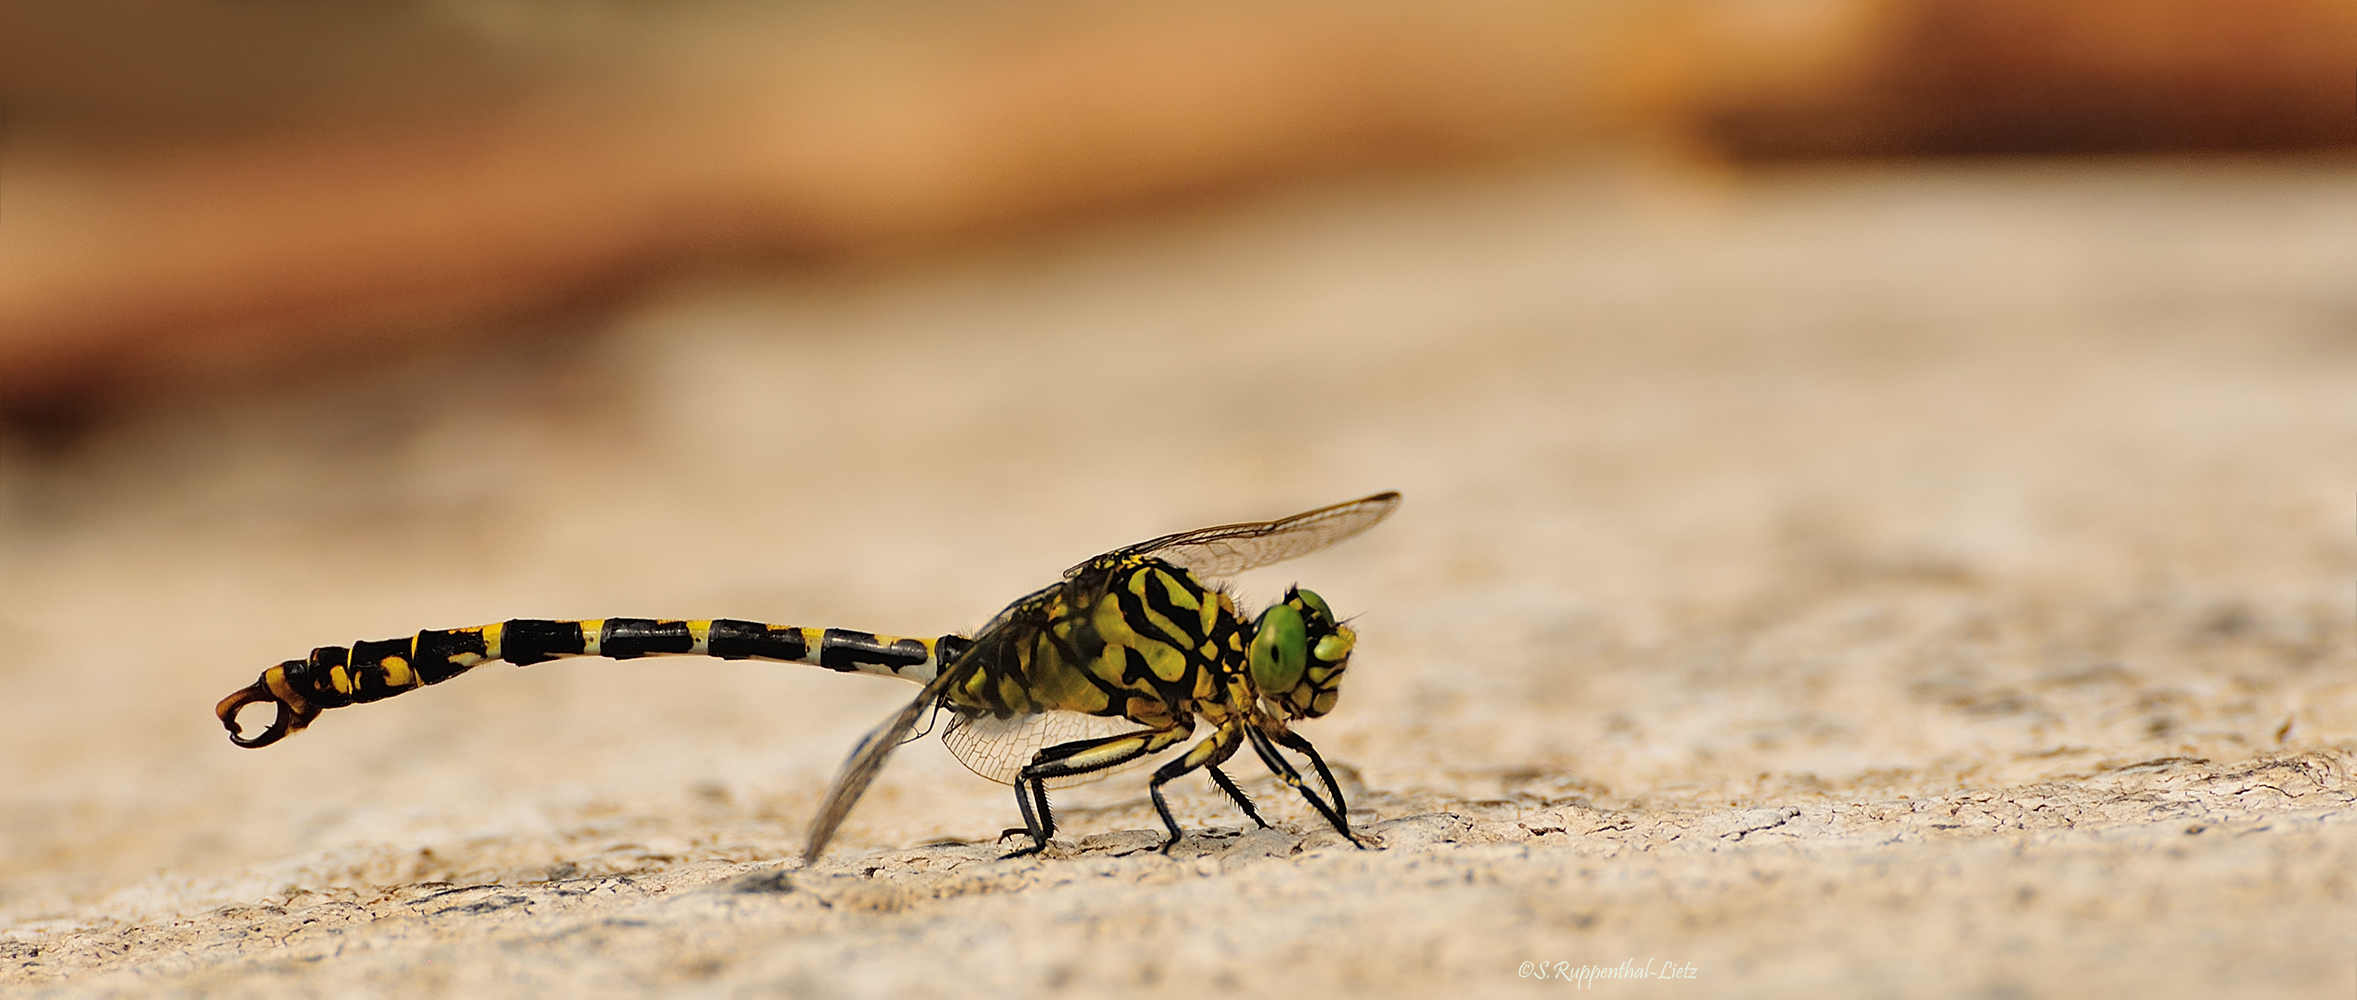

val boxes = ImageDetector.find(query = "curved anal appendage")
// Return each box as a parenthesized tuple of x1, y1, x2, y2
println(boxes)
(214, 670, 319, 749)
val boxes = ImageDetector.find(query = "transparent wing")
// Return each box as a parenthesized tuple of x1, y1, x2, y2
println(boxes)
(800, 660, 970, 865)
(800, 586, 1057, 864)
(1065, 491, 1401, 580)
(941, 710, 1158, 789)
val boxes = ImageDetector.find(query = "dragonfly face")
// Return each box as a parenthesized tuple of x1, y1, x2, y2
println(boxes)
(1250, 587, 1354, 721)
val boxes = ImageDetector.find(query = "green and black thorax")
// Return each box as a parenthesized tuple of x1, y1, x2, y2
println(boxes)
(937, 554, 1357, 732)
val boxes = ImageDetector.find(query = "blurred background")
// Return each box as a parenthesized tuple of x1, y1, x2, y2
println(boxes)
(4, 1, 2357, 993)
(4, 0, 2352, 422)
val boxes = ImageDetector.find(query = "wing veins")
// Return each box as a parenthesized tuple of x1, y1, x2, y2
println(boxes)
(1064, 491, 1400, 579)
(804, 491, 1398, 862)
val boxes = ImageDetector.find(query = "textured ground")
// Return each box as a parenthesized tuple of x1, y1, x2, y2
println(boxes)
(3, 157, 2355, 997)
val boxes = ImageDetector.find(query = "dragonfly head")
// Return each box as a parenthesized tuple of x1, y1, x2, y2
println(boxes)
(1250, 587, 1355, 720)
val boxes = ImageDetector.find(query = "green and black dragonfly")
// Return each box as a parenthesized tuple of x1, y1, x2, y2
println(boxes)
(217, 492, 1400, 861)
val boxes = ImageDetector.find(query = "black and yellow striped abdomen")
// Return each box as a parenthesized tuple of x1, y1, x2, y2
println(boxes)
(218, 618, 968, 748)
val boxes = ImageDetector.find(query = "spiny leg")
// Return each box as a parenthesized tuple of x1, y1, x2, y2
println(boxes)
(1244, 726, 1361, 847)
(1004, 722, 1192, 858)
(1008, 778, 1056, 858)
(1205, 766, 1268, 829)
(1273, 729, 1350, 822)
(998, 779, 1053, 846)
(1145, 724, 1250, 852)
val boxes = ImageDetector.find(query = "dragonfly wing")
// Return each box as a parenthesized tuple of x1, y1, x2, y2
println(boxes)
(800, 586, 1056, 864)
(941, 709, 1157, 789)
(799, 659, 972, 865)
(1068, 491, 1401, 579)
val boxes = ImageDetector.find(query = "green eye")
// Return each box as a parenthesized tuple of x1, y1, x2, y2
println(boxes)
(1251, 603, 1308, 693)
(1294, 588, 1333, 621)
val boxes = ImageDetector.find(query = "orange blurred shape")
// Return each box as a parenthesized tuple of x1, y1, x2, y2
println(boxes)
(1706, 0, 2357, 157)
(1, 0, 2351, 418)
(0, 1, 1694, 416)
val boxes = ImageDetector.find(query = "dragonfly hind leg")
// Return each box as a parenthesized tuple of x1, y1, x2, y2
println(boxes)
(1004, 721, 1193, 858)
(1005, 780, 1054, 859)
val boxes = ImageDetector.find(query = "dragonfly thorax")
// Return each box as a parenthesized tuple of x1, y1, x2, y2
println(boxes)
(937, 557, 1251, 723)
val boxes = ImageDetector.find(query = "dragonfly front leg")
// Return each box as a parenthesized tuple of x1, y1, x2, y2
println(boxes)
(1205, 766, 1268, 829)
(1273, 729, 1350, 826)
(1005, 720, 1194, 858)
(1244, 726, 1362, 847)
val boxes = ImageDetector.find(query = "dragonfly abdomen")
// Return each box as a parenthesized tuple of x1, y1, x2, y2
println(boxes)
(217, 618, 964, 747)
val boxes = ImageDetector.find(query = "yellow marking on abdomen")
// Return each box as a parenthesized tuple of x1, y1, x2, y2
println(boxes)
(263, 665, 311, 714)
(799, 628, 824, 664)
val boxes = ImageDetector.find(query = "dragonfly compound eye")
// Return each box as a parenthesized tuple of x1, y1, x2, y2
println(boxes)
(1250, 602, 1309, 695)
(1294, 588, 1334, 620)
(1248, 587, 1354, 719)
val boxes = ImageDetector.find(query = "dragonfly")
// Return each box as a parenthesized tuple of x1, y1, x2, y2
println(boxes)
(216, 492, 1400, 862)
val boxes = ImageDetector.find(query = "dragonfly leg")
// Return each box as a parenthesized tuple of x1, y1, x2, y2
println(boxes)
(1206, 766, 1268, 829)
(1273, 729, 1350, 822)
(1004, 722, 1192, 858)
(1003, 781, 1055, 858)
(1145, 723, 1249, 852)
(1244, 726, 1362, 847)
